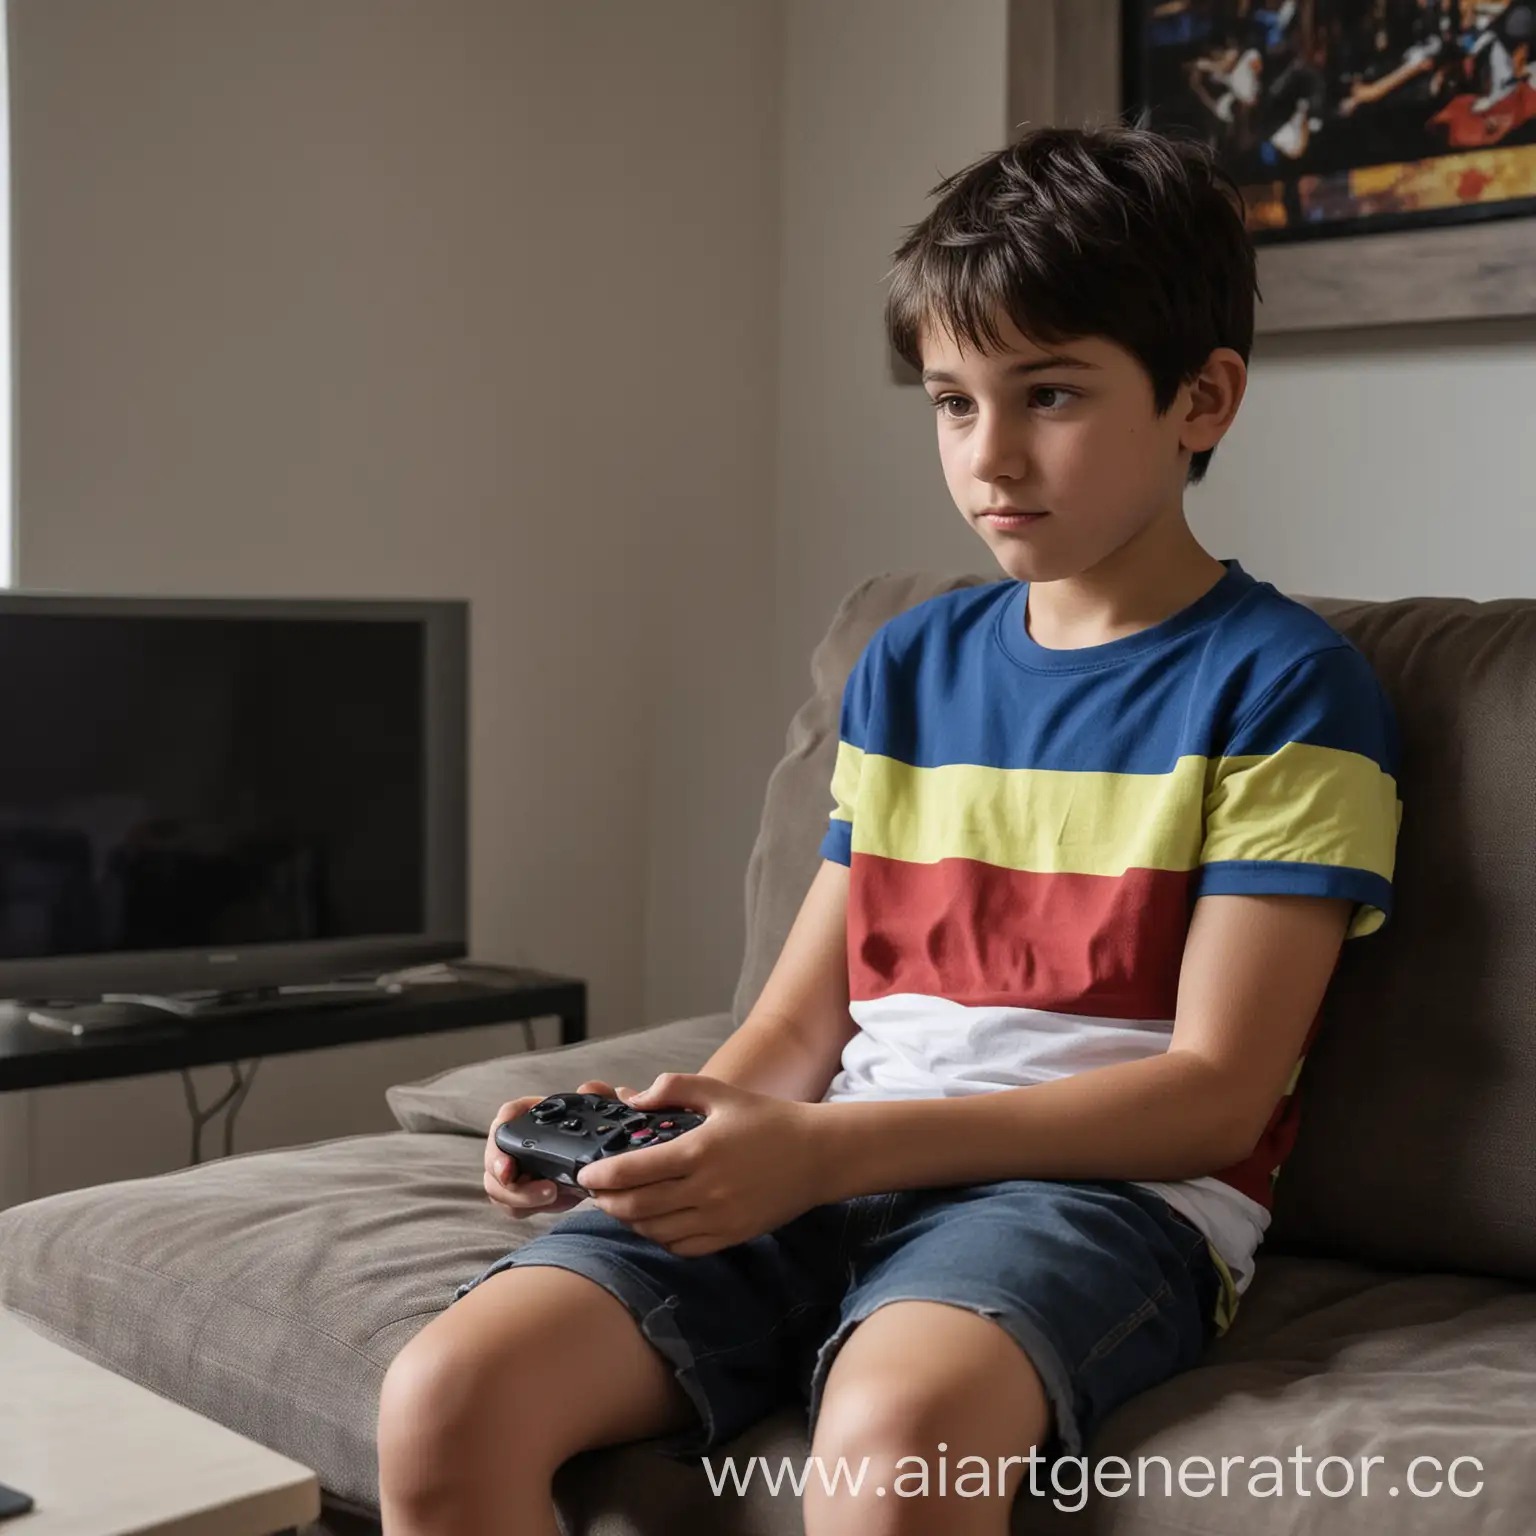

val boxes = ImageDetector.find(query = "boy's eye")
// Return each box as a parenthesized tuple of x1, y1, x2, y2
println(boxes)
(930, 387, 1074, 419)
(1031, 386, 1073, 410)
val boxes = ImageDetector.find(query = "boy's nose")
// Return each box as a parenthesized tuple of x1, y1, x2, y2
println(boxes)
(969, 425, 1030, 481)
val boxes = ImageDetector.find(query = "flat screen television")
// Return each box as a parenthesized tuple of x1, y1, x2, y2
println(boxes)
(0, 593, 468, 1005)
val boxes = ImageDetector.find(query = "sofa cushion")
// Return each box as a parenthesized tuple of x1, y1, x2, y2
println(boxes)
(0, 1132, 535, 1512)
(1025, 1255, 1536, 1535)
(384, 1010, 737, 1135)
(735, 570, 1536, 1285)
(2, 1136, 1529, 1536)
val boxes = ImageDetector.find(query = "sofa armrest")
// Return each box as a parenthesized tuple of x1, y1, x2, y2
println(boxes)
(384, 1011, 738, 1136)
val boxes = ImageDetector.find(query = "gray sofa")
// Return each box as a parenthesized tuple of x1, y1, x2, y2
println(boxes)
(2, 569, 1534, 1535)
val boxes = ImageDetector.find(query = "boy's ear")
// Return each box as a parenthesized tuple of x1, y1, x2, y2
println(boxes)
(1178, 347, 1248, 459)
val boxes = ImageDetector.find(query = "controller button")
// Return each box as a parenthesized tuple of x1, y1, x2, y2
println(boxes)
(560, 1118, 585, 1131)
(628, 1129, 656, 1143)
(652, 1131, 677, 1142)
(656, 1120, 676, 1129)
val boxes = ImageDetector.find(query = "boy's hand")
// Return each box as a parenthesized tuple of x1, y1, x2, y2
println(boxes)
(575, 1072, 821, 1256)
(484, 1079, 631, 1218)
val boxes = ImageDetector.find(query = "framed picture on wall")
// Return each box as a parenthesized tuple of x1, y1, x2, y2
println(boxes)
(1122, 1, 1536, 243)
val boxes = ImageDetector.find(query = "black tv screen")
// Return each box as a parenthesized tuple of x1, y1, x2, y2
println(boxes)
(0, 596, 467, 999)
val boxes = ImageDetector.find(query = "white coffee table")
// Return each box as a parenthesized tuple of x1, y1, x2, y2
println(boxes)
(0, 1306, 320, 1534)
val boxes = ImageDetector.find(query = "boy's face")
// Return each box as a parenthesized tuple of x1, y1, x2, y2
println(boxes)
(918, 309, 1237, 584)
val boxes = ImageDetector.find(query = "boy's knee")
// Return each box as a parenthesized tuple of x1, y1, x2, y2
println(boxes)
(376, 1316, 546, 1506)
(377, 1326, 473, 1502)
(810, 1303, 1052, 1465)
(811, 1370, 929, 1465)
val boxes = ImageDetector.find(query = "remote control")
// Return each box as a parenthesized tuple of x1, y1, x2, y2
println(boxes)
(494, 1092, 706, 1189)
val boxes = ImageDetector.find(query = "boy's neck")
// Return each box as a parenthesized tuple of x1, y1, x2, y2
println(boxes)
(1023, 514, 1229, 652)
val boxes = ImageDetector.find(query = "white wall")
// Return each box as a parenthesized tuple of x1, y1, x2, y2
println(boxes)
(1201, 316, 1536, 600)
(2, 0, 783, 1204)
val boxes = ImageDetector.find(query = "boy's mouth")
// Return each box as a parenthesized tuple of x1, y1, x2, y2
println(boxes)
(980, 509, 1049, 529)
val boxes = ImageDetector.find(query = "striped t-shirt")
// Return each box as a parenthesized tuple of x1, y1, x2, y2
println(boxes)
(817, 558, 1402, 1333)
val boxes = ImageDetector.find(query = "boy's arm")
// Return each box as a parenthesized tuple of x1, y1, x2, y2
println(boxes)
(805, 892, 1353, 1202)
(697, 858, 857, 1105)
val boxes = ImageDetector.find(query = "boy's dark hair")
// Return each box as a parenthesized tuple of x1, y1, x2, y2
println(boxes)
(884, 124, 1259, 485)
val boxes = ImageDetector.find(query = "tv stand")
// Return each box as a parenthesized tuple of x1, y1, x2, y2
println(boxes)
(1, 965, 588, 1167)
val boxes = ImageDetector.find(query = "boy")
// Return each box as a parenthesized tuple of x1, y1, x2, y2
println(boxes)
(377, 125, 1402, 1535)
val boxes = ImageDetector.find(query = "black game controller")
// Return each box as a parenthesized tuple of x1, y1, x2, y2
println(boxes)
(494, 1092, 706, 1189)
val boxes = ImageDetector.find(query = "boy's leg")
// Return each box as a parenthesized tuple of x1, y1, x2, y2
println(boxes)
(796, 1179, 1219, 1534)
(377, 1263, 695, 1536)
(803, 1298, 1050, 1536)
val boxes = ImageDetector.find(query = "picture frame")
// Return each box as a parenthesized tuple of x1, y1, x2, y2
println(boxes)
(1121, 1, 1536, 246)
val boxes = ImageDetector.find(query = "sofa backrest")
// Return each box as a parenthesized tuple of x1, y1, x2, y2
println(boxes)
(732, 569, 1536, 1285)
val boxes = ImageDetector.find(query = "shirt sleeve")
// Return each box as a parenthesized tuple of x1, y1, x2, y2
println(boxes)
(1195, 643, 1402, 939)
(817, 633, 883, 866)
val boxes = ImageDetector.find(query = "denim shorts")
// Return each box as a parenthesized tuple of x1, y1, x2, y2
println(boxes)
(452, 1177, 1220, 1463)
